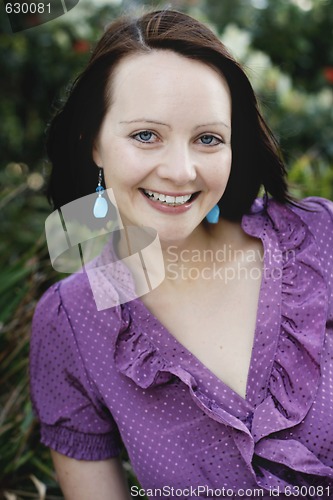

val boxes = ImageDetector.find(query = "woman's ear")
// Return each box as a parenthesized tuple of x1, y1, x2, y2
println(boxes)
(92, 142, 102, 167)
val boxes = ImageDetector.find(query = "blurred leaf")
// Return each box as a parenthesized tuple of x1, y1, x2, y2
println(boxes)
(30, 475, 47, 500)
(4, 492, 17, 500)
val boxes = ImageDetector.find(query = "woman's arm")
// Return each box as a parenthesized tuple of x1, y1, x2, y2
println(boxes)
(51, 449, 132, 500)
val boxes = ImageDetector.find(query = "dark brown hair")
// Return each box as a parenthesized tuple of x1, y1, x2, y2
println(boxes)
(46, 9, 293, 220)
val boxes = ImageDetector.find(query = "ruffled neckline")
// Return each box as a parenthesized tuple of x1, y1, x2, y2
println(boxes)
(105, 198, 332, 489)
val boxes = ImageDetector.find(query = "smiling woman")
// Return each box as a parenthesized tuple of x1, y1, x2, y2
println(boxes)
(92, 50, 232, 244)
(30, 8, 333, 500)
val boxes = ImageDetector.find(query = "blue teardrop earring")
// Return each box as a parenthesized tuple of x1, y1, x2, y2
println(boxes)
(206, 204, 220, 224)
(93, 168, 109, 219)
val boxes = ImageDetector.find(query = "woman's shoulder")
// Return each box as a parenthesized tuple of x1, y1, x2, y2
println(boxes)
(31, 271, 123, 345)
(247, 196, 333, 281)
(265, 196, 333, 278)
(286, 196, 333, 245)
(263, 195, 332, 219)
(291, 195, 333, 220)
(263, 195, 333, 235)
(35, 271, 91, 308)
(33, 271, 99, 319)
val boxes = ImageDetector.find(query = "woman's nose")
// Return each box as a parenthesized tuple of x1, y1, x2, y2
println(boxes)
(156, 143, 197, 185)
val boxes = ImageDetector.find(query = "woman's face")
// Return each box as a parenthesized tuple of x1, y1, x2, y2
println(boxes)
(93, 50, 232, 244)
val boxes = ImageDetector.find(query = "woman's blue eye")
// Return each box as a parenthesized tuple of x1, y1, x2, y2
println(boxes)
(199, 135, 221, 145)
(132, 131, 221, 145)
(134, 131, 154, 142)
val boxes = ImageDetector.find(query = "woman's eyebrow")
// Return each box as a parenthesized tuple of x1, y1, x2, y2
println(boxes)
(194, 121, 230, 130)
(119, 119, 230, 130)
(119, 119, 171, 128)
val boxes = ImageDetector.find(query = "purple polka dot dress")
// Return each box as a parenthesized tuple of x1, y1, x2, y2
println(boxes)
(30, 197, 333, 499)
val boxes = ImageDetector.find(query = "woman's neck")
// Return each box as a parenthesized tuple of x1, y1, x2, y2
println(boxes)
(115, 219, 252, 291)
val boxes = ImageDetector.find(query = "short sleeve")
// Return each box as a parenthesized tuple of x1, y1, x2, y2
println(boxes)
(30, 282, 123, 460)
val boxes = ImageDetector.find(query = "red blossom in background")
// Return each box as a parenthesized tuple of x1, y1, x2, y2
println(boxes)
(323, 67, 333, 84)
(73, 39, 90, 54)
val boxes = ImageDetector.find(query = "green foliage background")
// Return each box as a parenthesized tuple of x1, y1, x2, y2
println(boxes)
(0, 0, 332, 497)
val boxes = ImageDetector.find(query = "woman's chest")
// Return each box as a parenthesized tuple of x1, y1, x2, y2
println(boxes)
(141, 268, 263, 399)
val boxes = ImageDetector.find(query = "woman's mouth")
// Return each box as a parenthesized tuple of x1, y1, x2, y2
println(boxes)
(140, 188, 199, 206)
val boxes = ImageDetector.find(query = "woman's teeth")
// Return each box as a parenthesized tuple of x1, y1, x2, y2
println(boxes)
(143, 189, 193, 206)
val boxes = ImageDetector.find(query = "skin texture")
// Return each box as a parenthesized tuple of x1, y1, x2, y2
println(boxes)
(51, 450, 132, 500)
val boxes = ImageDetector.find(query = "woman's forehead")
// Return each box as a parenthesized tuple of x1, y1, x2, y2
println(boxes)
(112, 49, 229, 90)
(107, 50, 231, 124)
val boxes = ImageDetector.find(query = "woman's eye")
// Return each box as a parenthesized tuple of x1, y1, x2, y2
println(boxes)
(132, 131, 156, 143)
(198, 135, 222, 146)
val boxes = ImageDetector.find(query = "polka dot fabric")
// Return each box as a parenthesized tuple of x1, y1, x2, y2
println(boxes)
(30, 197, 333, 499)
